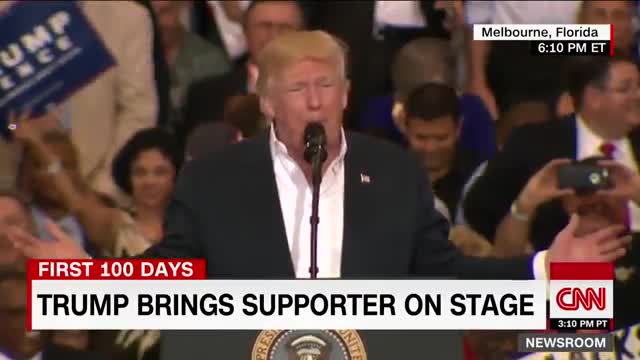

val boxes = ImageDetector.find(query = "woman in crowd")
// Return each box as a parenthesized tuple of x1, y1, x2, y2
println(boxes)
(110, 128, 182, 253)
(9, 112, 182, 359)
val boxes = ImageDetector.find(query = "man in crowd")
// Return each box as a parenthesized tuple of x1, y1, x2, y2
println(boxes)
(307, 0, 457, 128)
(18, 131, 89, 251)
(0, 192, 99, 359)
(465, 53, 640, 252)
(580, 1, 636, 60)
(361, 37, 496, 160)
(6, 31, 630, 282)
(0, 192, 31, 268)
(0, 0, 158, 203)
(403, 83, 482, 217)
(151, 0, 231, 135)
(0, 267, 104, 359)
(490, 156, 640, 328)
(0, 268, 43, 360)
(465, 1, 581, 121)
(555, 0, 637, 117)
(183, 0, 305, 145)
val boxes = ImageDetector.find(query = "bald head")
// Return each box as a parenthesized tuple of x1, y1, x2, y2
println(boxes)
(392, 38, 455, 100)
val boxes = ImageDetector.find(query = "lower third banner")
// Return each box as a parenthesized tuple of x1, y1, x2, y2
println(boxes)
(28, 278, 546, 331)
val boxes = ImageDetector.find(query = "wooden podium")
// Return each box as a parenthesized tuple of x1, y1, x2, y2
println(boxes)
(160, 330, 464, 359)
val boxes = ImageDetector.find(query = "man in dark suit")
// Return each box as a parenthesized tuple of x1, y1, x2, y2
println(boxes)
(0, 267, 107, 360)
(7, 31, 629, 280)
(464, 53, 640, 252)
(182, 0, 306, 149)
(136, 0, 171, 128)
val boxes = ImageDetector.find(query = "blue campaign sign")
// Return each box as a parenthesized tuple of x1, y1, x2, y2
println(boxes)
(0, 0, 115, 140)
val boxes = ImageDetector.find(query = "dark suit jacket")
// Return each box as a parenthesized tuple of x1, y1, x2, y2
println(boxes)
(143, 130, 532, 279)
(135, 0, 171, 127)
(181, 65, 248, 149)
(40, 343, 107, 360)
(464, 115, 640, 250)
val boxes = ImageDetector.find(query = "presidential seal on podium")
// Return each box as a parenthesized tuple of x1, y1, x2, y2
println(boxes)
(251, 330, 367, 360)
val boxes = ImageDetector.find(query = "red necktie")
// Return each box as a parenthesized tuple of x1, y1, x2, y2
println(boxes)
(599, 142, 631, 232)
(599, 142, 616, 159)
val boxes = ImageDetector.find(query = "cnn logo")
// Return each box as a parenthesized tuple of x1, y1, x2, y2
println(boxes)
(549, 281, 613, 318)
(555, 287, 606, 311)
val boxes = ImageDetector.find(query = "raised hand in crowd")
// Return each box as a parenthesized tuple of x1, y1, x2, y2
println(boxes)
(8, 220, 89, 260)
(7, 110, 63, 154)
(515, 159, 576, 219)
(6, 110, 131, 255)
(494, 159, 575, 256)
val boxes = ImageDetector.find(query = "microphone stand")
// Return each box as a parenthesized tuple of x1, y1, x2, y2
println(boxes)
(303, 122, 327, 279)
(309, 154, 322, 279)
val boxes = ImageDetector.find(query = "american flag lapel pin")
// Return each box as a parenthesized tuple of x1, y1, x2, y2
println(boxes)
(360, 173, 370, 184)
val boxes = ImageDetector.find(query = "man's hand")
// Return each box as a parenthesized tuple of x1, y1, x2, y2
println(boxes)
(6, 221, 89, 259)
(516, 159, 575, 217)
(547, 214, 630, 274)
(598, 160, 640, 205)
(7, 110, 39, 145)
(7, 109, 62, 145)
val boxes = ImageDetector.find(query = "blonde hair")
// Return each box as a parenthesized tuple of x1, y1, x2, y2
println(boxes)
(255, 30, 349, 95)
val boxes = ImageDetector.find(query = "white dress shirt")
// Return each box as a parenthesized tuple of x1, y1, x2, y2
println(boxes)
(374, 1, 426, 29)
(269, 125, 548, 279)
(465, 0, 581, 25)
(270, 126, 347, 278)
(576, 115, 640, 230)
(207, 1, 251, 60)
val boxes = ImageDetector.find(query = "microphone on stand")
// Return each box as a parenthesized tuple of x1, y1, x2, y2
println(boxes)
(303, 122, 327, 279)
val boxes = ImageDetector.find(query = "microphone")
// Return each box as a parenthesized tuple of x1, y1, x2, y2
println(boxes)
(302, 122, 326, 279)
(303, 122, 328, 164)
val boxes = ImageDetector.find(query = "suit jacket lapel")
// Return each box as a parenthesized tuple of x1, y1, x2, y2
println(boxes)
(250, 131, 295, 277)
(563, 114, 578, 158)
(341, 133, 374, 277)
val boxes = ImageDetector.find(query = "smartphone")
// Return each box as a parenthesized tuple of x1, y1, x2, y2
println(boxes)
(557, 163, 611, 193)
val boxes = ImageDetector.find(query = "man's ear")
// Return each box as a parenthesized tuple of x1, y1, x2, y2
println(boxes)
(259, 95, 275, 120)
(341, 79, 351, 110)
(392, 101, 407, 135)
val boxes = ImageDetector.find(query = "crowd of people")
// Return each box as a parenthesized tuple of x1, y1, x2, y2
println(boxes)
(1, 1, 640, 359)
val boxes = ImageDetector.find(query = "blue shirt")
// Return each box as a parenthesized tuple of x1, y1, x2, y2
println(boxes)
(31, 206, 86, 248)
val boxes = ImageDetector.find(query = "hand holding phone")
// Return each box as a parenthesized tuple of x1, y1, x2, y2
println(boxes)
(557, 161, 612, 195)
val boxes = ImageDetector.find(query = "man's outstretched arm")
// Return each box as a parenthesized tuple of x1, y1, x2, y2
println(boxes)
(7, 160, 207, 261)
